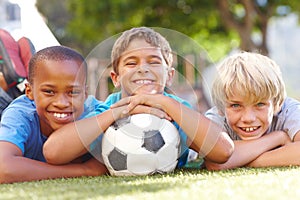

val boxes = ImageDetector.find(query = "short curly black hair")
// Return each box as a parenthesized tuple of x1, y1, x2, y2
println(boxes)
(28, 45, 87, 84)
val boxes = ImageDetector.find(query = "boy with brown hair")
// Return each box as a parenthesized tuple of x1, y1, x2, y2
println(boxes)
(44, 27, 233, 169)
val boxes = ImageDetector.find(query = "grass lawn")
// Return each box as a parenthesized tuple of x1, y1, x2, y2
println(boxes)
(1, 165, 300, 200)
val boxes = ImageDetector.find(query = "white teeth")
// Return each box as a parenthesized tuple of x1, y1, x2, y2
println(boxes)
(54, 113, 68, 118)
(135, 80, 152, 84)
(243, 127, 257, 132)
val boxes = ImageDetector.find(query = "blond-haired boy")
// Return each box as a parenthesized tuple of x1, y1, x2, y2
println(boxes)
(205, 51, 300, 169)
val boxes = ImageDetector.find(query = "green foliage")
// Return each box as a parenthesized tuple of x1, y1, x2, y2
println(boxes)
(36, 0, 300, 59)
(45, 0, 233, 58)
(1, 167, 300, 199)
(35, 0, 74, 46)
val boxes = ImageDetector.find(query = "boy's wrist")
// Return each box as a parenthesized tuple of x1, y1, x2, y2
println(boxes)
(110, 106, 128, 121)
(274, 131, 290, 146)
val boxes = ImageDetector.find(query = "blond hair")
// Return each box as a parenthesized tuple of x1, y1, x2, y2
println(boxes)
(212, 51, 286, 114)
(111, 27, 173, 74)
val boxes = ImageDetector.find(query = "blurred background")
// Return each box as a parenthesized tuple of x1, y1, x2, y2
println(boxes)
(1, 0, 300, 112)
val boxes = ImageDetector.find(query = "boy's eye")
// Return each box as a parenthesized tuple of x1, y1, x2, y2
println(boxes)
(256, 102, 265, 107)
(42, 89, 54, 95)
(230, 104, 240, 108)
(70, 90, 81, 95)
(125, 61, 137, 66)
(149, 60, 161, 65)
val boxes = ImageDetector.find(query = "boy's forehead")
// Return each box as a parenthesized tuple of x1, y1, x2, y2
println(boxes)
(116, 38, 170, 67)
(226, 89, 269, 105)
(120, 46, 164, 62)
(35, 60, 86, 79)
(125, 38, 159, 52)
(121, 47, 162, 59)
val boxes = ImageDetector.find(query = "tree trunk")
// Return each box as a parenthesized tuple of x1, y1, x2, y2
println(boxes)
(217, 0, 270, 55)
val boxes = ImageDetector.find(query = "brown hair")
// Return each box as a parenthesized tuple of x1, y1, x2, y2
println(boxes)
(111, 27, 173, 74)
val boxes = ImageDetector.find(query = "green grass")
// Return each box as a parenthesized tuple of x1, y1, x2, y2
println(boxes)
(1, 166, 300, 200)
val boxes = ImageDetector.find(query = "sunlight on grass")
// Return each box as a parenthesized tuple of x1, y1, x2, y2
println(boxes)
(1, 167, 300, 199)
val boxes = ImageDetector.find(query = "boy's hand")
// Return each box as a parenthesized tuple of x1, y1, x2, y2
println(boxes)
(82, 158, 108, 176)
(111, 94, 162, 109)
(111, 94, 171, 120)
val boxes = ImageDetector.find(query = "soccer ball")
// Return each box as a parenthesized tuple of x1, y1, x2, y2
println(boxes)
(102, 113, 180, 176)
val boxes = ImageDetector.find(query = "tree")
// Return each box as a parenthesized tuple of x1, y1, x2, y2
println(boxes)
(36, 0, 300, 59)
(36, 0, 231, 60)
(35, 0, 300, 110)
(217, 0, 300, 55)
(35, 0, 73, 46)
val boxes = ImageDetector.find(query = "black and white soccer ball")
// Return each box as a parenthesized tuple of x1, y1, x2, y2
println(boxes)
(102, 113, 180, 176)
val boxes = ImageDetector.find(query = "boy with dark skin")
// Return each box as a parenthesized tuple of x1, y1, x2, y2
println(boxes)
(0, 46, 107, 183)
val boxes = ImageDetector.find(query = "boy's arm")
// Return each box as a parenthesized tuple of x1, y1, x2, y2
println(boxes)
(0, 142, 107, 184)
(247, 131, 300, 167)
(111, 94, 234, 164)
(44, 109, 121, 165)
(44, 104, 169, 165)
(205, 131, 290, 170)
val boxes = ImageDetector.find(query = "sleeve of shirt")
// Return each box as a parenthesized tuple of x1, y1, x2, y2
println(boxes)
(0, 106, 32, 154)
(280, 98, 300, 140)
(204, 106, 225, 127)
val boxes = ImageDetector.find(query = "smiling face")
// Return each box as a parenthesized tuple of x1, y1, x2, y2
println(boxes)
(111, 38, 174, 98)
(224, 91, 274, 140)
(25, 60, 87, 136)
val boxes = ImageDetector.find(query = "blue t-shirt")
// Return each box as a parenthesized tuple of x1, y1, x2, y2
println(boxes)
(90, 92, 192, 168)
(0, 94, 108, 162)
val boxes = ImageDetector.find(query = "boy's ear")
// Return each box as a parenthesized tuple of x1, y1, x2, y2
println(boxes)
(84, 85, 89, 99)
(166, 67, 175, 87)
(25, 83, 34, 100)
(110, 71, 121, 88)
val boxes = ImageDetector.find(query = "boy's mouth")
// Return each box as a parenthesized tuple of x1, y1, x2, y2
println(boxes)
(240, 126, 259, 132)
(133, 79, 154, 85)
(52, 112, 72, 120)
(53, 112, 70, 118)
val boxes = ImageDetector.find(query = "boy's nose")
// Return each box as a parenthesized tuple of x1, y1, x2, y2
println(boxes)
(137, 65, 150, 73)
(241, 108, 256, 123)
(53, 94, 70, 108)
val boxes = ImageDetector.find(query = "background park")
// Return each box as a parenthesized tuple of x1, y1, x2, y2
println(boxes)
(1, 0, 300, 199)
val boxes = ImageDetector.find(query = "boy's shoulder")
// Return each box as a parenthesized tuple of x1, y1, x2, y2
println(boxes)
(1, 94, 37, 124)
(3, 94, 35, 114)
(277, 97, 300, 116)
(282, 97, 300, 107)
(104, 92, 122, 106)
